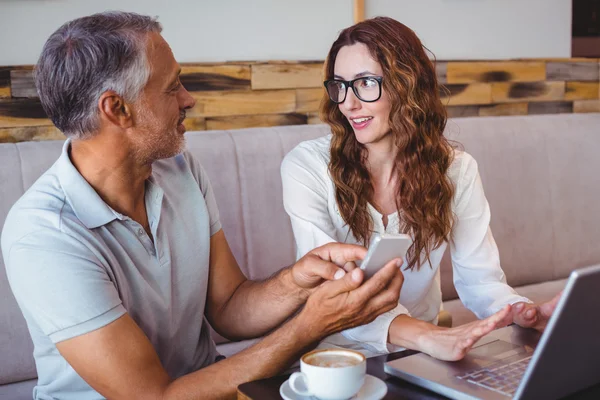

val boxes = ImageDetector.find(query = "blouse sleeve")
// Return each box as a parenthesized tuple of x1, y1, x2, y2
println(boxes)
(450, 153, 532, 319)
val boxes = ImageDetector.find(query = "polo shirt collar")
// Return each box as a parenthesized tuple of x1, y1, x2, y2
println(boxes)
(55, 139, 120, 229)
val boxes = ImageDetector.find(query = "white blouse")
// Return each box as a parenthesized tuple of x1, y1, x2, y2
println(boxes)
(281, 134, 530, 354)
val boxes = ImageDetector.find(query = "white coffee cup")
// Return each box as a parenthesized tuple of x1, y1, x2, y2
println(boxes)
(289, 348, 366, 400)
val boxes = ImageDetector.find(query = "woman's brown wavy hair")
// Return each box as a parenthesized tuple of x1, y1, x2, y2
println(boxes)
(321, 17, 455, 270)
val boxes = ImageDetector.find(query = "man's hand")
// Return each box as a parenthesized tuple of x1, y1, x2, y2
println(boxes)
(512, 291, 562, 331)
(297, 257, 404, 336)
(290, 243, 367, 290)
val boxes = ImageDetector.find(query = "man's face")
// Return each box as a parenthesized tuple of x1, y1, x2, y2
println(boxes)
(130, 32, 195, 163)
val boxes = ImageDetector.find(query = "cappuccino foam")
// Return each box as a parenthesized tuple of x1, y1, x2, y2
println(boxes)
(305, 353, 361, 368)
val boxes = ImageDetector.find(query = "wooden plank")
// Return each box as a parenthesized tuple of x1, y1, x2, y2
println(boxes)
(251, 63, 323, 90)
(189, 90, 296, 118)
(180, 65, 251, 92)
(440, 83, 492, 106)
(446, 62, 545, 83)
(0, 67, 10, 98)
(564, 82, 600, 101)
(538, 57, 599, 62)
(435, 62, 447, 84)
(296, 88, 323, 113)
(0, 98, 52, 128)
(446, 105, 479, 118)
(10, 69, 38, 98)
(546, 62, 599, 81)
(182, 117, 206, 132)
(205, 113, 307, 130)
(573, 99, 600, 113)
(307, 112, 323, 125)
(0, 125, 64, 143)
(491, 82, 565, 103)
(354, 0, 365, 24)
(528, 101, 573, 115)
(478, 102, 529, 117)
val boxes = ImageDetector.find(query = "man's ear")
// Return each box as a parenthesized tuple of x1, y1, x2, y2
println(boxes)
(98, 91, 134, 129)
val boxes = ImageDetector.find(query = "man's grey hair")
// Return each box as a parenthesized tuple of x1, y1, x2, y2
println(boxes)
(34, 11, 162, 139)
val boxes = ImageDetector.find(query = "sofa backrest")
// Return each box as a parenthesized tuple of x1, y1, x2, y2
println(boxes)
(1, 114, 599, 384)
(440, 114, 600, 299)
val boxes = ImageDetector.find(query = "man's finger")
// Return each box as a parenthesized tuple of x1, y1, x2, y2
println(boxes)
(364, 268, 404, 313)
(351, 258, 403, 303)
(343, 261, 358, 272)
(310, 243, 368, 266)
(318, 267, 364, 298)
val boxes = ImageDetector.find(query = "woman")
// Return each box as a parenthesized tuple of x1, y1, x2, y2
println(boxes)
(281, 17, 560, 360)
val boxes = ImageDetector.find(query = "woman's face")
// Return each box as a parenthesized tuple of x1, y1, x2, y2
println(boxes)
(333, 42, 392, 146)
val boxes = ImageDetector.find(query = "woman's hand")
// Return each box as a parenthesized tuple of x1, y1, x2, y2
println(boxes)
(511, 291, 562, 332)
(389, 305, 513, 361)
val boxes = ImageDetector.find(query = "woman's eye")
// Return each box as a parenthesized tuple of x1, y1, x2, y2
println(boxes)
(361, 78, 376, 88)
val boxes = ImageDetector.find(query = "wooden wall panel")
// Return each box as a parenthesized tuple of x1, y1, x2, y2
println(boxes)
(206, 113, 307, 130)
(528, 101, 573, 115)
(0, 98, 51, 127)
(478, 102, 529, 117)
(491, 82, 565, 103)
(296, 88, 323, 113)
(0, 59, 598, 142)
(10, 69, 37, 98)
(446, 105, 479, 118)
(446, 62, 545, 83)
(0, 126, 64, 143)
(565, 82, 600, 100)
(441, 83, 492, 105)
(435, 62, 447, 84)
(574, 99, 600, 113)
(189, 89, 296, 117)
(546, 61, 599, 81)
(251, 63, 323, 90)
(0, 67, 10, 98)
(180, 65, 251, 91)
(307, 112, 322, 124)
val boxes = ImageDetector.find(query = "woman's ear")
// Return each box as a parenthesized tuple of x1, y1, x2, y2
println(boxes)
(98, 91, 134, 129)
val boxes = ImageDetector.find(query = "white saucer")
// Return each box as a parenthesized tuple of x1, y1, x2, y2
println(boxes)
(279, 374, 387, 400)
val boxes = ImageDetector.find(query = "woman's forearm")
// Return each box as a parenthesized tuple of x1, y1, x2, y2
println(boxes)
(388, 314, 439, 350)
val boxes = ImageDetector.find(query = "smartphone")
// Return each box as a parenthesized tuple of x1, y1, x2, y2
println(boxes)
(358, 233, 412, 279)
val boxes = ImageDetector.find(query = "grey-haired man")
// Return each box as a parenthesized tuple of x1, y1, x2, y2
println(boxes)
(1, 11, 404, 400)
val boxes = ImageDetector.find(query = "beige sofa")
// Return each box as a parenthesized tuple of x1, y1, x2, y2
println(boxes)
(1, 113, 599, 399)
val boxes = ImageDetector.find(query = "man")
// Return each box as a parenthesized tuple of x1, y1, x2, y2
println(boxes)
(1, 11, 404, 400)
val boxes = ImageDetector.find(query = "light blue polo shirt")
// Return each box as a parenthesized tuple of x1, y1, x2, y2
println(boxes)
(2, 140, 222, 400)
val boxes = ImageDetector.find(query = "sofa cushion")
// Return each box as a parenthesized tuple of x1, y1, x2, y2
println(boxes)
(0, 378, 36, 400)
(444, 277, 568, 327)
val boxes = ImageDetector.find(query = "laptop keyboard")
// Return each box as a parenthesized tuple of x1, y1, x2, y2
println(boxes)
(457, 356, 533, 397)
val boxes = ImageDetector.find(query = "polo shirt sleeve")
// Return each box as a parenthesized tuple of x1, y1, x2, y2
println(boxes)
(183, 151, 222, 236)
(5, 230, 126, 344)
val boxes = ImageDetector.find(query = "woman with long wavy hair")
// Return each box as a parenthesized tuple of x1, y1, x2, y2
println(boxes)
(281, 17, 560, 360)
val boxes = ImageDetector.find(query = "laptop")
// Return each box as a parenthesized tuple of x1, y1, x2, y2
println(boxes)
(384, 264, 600, 400)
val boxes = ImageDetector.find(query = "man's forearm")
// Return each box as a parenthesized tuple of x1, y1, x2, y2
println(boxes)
(164, 312, 320, 400)
(212, 267, 309, 340)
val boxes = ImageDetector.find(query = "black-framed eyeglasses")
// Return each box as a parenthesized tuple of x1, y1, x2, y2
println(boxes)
(323, 76, 383, 104)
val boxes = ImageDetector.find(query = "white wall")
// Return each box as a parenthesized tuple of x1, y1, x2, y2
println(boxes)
(0, 0, 571, 66)
(0, 0, 353, 65)
(367, 0, 572, 60)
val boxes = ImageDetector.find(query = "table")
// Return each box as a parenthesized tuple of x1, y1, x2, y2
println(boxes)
(237, 350, 600, 399)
